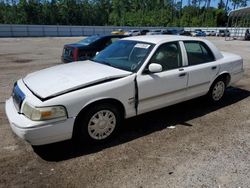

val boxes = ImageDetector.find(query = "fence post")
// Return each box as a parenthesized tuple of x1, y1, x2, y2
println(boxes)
(27, 25, 29, 37)
(81, 27, 84, 36)
(42, 25, 45, 37)
(56, 25, 59, 37)
(10, 24, 13, 37)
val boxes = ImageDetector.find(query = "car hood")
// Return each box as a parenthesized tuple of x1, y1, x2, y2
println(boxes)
(23, 60, 132, 99)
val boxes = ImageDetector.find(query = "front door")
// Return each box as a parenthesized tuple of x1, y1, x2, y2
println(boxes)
(137, 41, 188, 114)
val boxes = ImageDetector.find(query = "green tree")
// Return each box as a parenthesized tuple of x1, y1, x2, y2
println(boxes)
(0, 0, 248, 27)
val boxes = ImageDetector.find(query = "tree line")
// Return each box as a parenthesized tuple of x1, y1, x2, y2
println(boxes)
(0, 0, 249, 27)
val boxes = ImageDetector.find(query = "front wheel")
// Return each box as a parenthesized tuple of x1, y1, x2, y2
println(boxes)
(208, 79, 226, 102)
(74, 103, 122, 143)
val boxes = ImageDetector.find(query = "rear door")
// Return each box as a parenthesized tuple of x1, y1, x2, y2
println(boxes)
(182, 41, 220, 99)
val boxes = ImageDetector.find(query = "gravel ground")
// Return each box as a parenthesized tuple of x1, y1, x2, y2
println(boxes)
(0, 37, 249, 188)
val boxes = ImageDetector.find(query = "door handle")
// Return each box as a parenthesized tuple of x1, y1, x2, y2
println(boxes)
(211, 66, 217, 70)
(179, 73, 186, 77)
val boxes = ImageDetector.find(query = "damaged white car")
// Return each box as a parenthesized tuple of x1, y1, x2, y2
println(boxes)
(5, 35, 244, 145)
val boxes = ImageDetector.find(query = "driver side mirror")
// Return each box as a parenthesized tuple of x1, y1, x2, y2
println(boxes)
(148, 63, 162, 73)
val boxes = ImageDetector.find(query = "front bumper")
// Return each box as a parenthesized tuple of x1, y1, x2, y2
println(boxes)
(5, 97, 75, 146)
(61, 56, 73, 63)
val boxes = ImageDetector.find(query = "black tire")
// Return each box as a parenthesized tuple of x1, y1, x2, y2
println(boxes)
(74, 103, 122, 143)
(207, 78, 226, 103)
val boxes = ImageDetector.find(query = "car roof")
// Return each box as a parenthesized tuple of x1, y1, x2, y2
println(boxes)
(122, 35, 223, 61)
(121, 35, 203, 44)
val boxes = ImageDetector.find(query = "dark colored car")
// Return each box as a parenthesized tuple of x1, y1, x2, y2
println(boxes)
(245, 29, 250, 40)
(140, 29, 150, 35)
(194, 29, 202, 32)
(62, 35, 126, 63)
(179, 30, 192, 36)
(162, 29, 179, 35)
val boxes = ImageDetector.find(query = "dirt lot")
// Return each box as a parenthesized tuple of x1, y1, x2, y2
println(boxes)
(0, 37, 249, 188)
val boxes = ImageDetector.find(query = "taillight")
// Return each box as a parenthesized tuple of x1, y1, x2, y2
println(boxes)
(73, 48, 79, 61)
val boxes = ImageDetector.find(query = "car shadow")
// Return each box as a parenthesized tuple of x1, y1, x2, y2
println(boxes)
(33, 87, 250, 162)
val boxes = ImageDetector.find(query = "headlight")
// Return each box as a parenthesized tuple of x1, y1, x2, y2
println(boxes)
(22, 102, 67, 121)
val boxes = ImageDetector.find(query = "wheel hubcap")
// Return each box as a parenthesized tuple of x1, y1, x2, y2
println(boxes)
(88, 110, 116, 140)
(212, 81, 225, 101)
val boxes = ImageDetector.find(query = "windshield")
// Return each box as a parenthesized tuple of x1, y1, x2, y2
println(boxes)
(78, 35, 101, 45)
(93, 40, 154, 72)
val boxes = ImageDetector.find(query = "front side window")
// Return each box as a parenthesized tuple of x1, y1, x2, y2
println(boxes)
(149, 42, 183, 71)
(93, 40, 154, 72)
(184, 41, 215, 66)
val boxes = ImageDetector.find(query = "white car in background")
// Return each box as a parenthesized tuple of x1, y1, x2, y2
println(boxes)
(210, 30, 216, 36)
(5, 35, 244, 146)
(205, 30, 216, 36)
(146, 29, 163, 35)
(124, 30, 141, 36)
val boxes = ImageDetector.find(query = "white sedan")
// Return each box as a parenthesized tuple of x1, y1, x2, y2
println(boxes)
(5, 35, 244, 145)
(124, 30, 141, 36)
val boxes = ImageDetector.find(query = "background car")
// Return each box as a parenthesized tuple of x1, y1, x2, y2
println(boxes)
(210, 30, 216, 36)
(111, 29, 125, 35)
(193, 31, 206, 37)
(140, 29, 149, 35)
(205, 31, 210, 36)
(195, 29, 202, 32)
(179, 30, 192, 36)
(146, 29, 162, 35)
(244, 29, 250, 40)
(205, 30, 216, 36)
(62, 35, 126, 63)
(124, 30, 141, 36)
(162, 29, 179, 35)
(217, 29, 230, 37)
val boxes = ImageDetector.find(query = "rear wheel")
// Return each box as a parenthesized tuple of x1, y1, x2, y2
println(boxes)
(208, 79, 226, 102)
(74, 103, 122, 143)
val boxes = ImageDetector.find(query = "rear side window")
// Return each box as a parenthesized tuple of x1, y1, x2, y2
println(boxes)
(184, 41, 215, 66)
